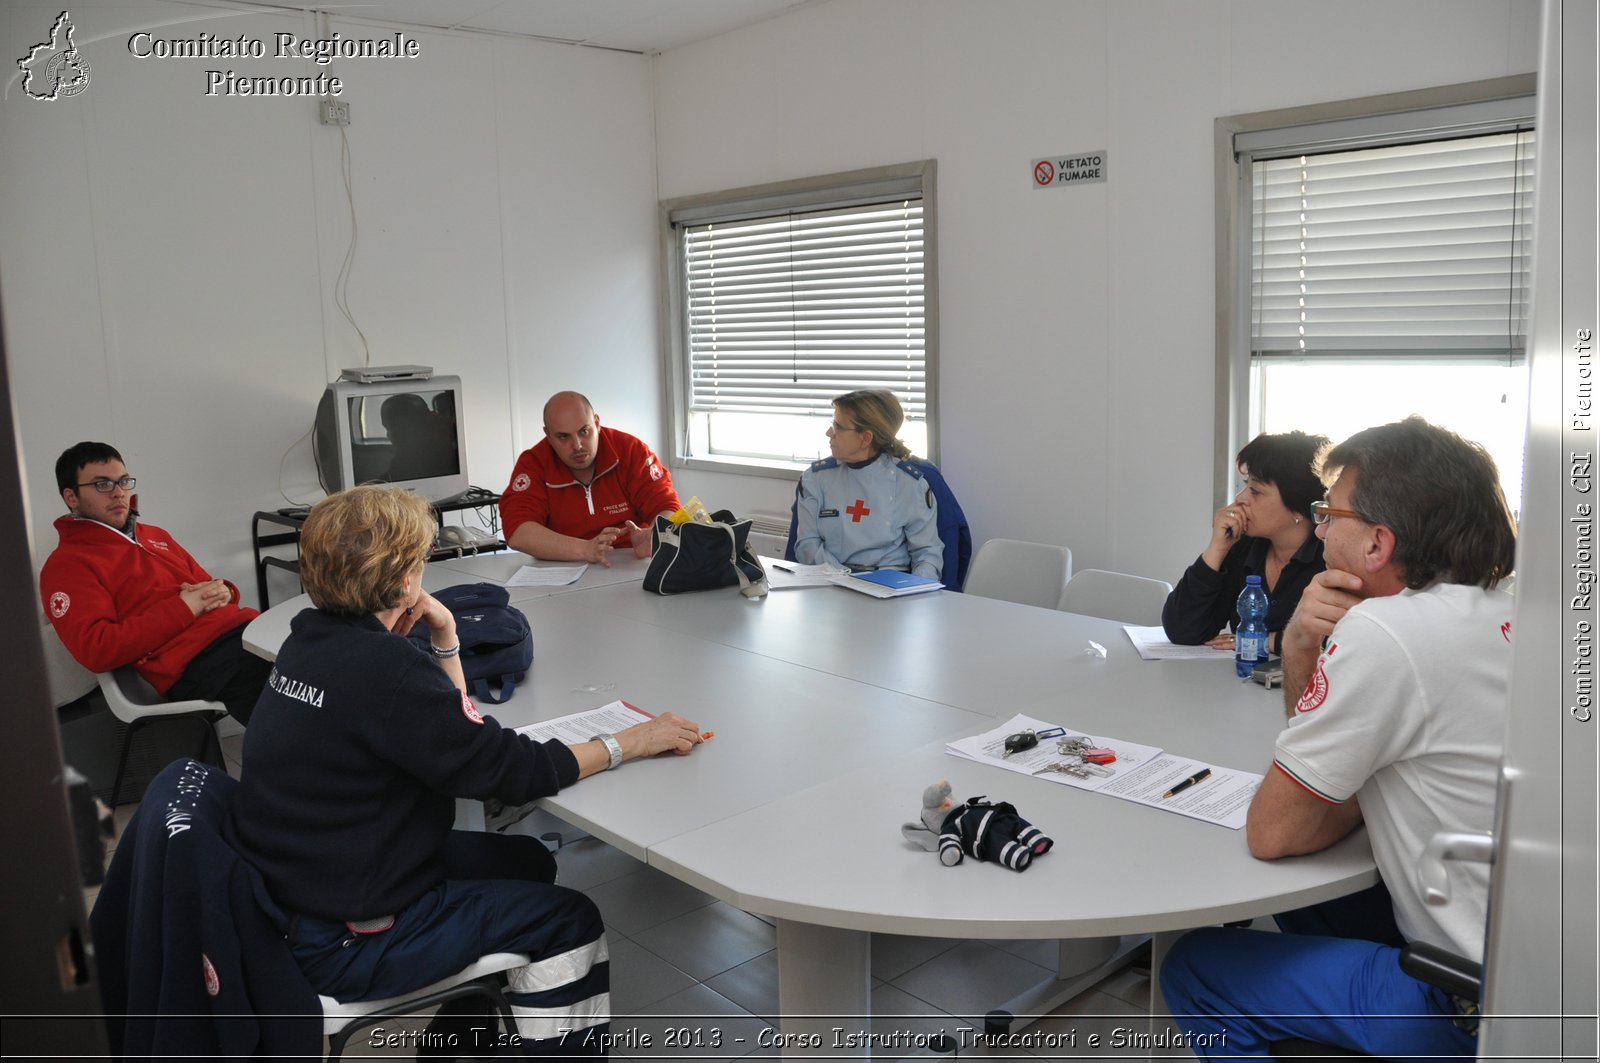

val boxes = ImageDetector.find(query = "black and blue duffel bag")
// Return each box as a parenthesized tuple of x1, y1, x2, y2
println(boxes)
(406, 582, 533, 704)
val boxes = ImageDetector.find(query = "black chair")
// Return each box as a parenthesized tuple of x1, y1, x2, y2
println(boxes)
(1269, 941, 1483, 1061)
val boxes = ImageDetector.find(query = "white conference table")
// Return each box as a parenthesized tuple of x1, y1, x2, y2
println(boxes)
(243, 555, 1376, 1056)
(242, 553, 991, 861)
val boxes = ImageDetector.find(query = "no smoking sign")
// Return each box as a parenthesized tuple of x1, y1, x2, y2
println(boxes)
(1031, 150, 1107, 188)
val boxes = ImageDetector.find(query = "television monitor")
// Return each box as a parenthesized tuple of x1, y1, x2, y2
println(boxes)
(313, 374, 470, 502)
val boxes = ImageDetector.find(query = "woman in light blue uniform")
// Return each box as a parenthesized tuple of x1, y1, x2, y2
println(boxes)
(794, 390, 943, 580)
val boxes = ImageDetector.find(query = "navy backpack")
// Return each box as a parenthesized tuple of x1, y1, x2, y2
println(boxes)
(406, 583, 533, 704)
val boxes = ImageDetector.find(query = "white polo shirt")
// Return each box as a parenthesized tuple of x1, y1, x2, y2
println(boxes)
(1275, 582, 1513, 958)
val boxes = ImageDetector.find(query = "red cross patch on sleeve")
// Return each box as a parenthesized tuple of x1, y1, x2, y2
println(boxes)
(202, 954, 220, 997)
(461, 692, 485, 724)
(1295, 641, 1336, 713)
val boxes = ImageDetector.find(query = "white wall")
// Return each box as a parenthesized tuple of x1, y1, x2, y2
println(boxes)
(3, 0, 1540, 610)
(1, 0, 659, 605)
(656, 0, 1541, 580)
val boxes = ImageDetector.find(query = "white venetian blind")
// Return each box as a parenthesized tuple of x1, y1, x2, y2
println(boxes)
(682, 199, 926, 421)
(1250, 130, 1535, 360)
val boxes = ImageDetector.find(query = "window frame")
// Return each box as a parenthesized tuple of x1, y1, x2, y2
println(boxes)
(1212, 76, 1536, 502)
(659, 160, 939, 480)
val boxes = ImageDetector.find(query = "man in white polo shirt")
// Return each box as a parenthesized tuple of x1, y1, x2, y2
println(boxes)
(1161, 417, 1517, 1059)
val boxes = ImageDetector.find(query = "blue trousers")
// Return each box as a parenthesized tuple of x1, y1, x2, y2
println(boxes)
(1160, 883, 1477, 1060)
(291, 831, 610, 1056)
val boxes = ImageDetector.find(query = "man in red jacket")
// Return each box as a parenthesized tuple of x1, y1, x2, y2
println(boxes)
(500, 391, 680, 567)
(40, 441, 269, 724)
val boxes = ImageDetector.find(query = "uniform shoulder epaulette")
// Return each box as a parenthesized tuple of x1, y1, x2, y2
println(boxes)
(808, 456, 840, 472)
(895, 458, 928, 480)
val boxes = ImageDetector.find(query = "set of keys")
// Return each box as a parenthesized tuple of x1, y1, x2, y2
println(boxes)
(1031, 735, 1119, 780)
(1000, 728, 1120, 780)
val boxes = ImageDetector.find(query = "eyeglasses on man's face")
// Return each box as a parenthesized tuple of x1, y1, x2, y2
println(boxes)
(1310, 500, 1364, 525)
(76, 476, 137, 494)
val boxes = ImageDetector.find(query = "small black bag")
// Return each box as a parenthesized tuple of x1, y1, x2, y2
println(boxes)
(406, 582, 533, 704)
(642, 510, 768, 598)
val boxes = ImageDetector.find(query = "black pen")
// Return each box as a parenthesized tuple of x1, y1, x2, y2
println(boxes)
(1162, 767, 1212, 799)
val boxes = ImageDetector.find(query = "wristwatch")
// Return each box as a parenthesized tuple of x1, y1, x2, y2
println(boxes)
(590, 733, 623, 771)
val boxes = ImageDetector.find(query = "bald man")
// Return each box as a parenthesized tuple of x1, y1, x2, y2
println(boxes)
(500, 392, 680, 566)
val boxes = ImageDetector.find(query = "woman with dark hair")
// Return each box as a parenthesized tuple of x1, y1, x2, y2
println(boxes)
(793, 389, 944, 580)
(1162, 431, 1331, 653)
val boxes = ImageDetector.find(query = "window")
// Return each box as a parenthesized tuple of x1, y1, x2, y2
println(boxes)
(1218, 83, 1536, 510)
(662, 162, 936, 477)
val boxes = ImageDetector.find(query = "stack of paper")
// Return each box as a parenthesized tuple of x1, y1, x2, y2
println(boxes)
(946, 713, 1261, 829)
(505, 562, 588, 588)
(759, 556, 849, 590)
(514, 700, 652, 743)
(1122, 625, 1235, 661)
(759, 556, 944, 598)
(833, 569, 943, 598)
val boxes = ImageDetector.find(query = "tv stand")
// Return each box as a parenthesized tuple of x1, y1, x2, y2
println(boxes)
(433, 485, 500, 508)
(251, 488, 505, 607)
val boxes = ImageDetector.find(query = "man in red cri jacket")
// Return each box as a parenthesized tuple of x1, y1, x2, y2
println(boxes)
(41, 441, 269, 725)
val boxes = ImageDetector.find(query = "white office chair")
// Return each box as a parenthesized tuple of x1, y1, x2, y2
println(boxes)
(962, 538, 1073, 609)
(320, 951, 532, 1061)
(97, 666, 225, 806)
(1056, 569, 1173, 625)
(40, 614, 97, 707)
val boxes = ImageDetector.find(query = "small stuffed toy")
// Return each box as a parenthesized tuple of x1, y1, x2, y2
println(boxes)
(901, 780, 1054, 872)
(901, 781, 961, 865)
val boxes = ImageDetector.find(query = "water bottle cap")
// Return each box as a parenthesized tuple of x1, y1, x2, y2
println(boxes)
(1245, 575, 1263, 585)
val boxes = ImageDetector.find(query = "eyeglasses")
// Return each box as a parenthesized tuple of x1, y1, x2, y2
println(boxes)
(76, 476, 137, 494)
(1310, 500, 1364, 525)
(828, 422, 862, 434)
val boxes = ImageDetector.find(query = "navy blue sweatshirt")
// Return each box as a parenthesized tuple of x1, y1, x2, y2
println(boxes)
(231, 609, 578, 921)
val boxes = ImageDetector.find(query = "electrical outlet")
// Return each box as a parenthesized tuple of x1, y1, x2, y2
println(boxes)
(319, 98, 351, 126)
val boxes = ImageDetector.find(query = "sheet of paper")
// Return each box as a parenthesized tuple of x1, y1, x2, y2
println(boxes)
(1096, 755, 1262, 830)
(759, 555, 848, 589)
(943, 713, 1259, 829)
(514, 699, 651, 743)
(944, 713, 1163, 793)
(505, 562, 588, 587)
(1123, 625, 1235, 661)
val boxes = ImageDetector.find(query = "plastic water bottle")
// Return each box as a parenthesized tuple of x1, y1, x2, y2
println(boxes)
(1235, 575, 1270, 678)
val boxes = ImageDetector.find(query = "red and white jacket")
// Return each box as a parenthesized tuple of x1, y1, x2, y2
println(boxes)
(499, 427, 679, 548)
(40, 515, 257, 694)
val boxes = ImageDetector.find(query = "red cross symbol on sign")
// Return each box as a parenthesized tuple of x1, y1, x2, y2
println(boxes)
(846, 499, 872, 522)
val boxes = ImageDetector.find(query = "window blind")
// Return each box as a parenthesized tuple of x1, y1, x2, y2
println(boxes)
(682, 199, 926, 420)
(1250, 130, 1535, 360)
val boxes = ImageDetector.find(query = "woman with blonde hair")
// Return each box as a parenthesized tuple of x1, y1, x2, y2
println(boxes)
(232, 485, 702, 1054)
(793, 389, 944, 580)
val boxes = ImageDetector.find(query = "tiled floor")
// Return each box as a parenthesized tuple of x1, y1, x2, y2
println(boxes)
(94, 727, 1172, 1060)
